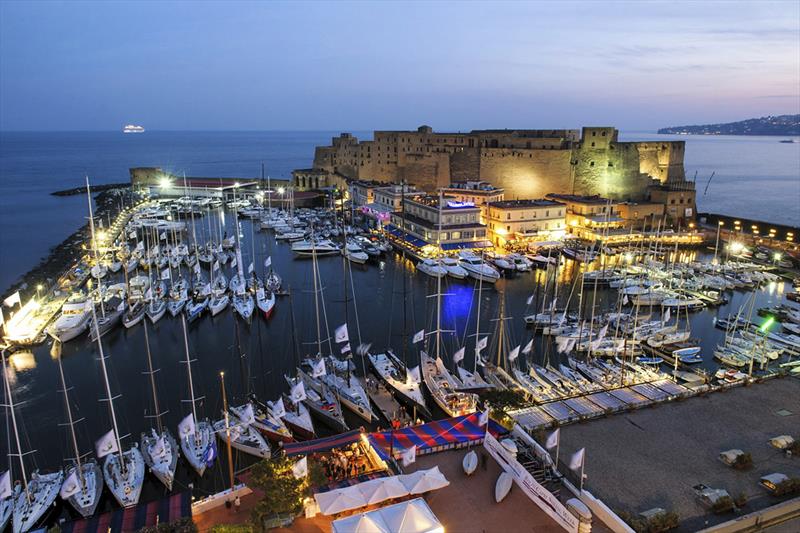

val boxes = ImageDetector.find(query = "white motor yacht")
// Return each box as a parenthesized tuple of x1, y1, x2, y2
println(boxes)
(343, 241, 369, 264)
(417, 258, 447, 278)
(47, 293, 92, 342)
(291, 239, 340, 257)
(458, 252, 500, 283)
(440, 257, 468, 279)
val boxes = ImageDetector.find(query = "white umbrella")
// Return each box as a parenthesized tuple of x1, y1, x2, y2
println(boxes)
(315, 486, 368, 515)
(400, 466, 450, 495)
(357, 476, 409, 505)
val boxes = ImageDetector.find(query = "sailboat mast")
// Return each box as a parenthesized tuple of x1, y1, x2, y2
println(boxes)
(91, 304, 126, 475)
(220, 372, 235, 493)
(143, 321, 163, 434)
(85, 177, 99, 262)
(56, 353, 84, 485)
(400, 181, 409, 369)
(180, 315, 199, 428)
(435, 191, 443, 360)
(473, 251, 484, 373)
(311, 227, 323, 356)
(2, 350, 30, 499)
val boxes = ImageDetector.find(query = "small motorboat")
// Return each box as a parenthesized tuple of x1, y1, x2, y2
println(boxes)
(122, 300, 146, 329)
(417, 258, 447, 279)
(637, 356, 664, 366)
(495, 472, 513, 503)
(463, 450, 477, 476)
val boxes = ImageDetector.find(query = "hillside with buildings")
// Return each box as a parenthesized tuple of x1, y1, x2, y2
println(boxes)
(658, 114, 800, 136)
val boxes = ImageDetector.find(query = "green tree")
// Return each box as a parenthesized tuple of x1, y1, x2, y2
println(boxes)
(249, 457, 307, 524)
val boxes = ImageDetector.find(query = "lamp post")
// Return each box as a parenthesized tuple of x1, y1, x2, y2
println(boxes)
(713, 220, 724, 265)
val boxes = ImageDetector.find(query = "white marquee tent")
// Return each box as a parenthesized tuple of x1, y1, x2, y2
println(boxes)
(332, 498, 444, 533)
(315, 467, 449, 516)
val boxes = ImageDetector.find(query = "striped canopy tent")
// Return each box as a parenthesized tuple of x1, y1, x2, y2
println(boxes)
(61, 491, 191, 533)
(368, 412, 508, 460)
(282, 429, 363, 457)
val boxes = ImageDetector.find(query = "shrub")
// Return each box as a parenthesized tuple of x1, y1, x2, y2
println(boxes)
(774, 477, 800, 497)
(210, 526, 253, 533)
(711, 495, 735, 514)
(249, 457, 307, 525)
(617, 510, 679, 532)
(732, 452, 753, 470)
(733, 493, 748, 508)
(139, 518, 198, 533)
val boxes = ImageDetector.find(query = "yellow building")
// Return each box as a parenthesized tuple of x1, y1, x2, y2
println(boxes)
(545, 193, 625, 240)
(440, 181, 504, 223)
(485, 199, 566, 248)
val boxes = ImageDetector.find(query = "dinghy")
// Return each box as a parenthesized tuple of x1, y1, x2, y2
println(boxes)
(495, 472, 513, 503)
(462, 450, 478, 476)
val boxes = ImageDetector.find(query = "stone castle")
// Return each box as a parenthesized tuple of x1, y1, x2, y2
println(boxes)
(294, 126, 689, 201)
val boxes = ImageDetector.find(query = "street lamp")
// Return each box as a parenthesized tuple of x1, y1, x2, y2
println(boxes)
(36, 284, 43, 300)
(714, 220, 724, 265)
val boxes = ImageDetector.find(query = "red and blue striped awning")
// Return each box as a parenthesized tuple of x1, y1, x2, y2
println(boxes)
(282, 429, 363, 457)
(60, 491, 191, 533)
(368, 413, 508, 460)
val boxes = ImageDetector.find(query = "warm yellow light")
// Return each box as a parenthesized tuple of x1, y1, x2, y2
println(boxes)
(36, 284, 43, 291)
(773, 252, 782, 261)
(159, 177, 171, 189)
(688, 222, 695, 229)
(277, 186, 286, 195)
(234, 182, 241, 188)
(718, 221, 724, 226)
(97, 230, 107, 242)
(729, 241, 744, 254)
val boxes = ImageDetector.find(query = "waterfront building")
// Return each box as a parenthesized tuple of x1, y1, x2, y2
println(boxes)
(349, 179, 384, 207)
(647, 183, 697, 226)
(485, 199, 566, 248)
(440, 181, 504, 224)
(361, 183, 420, 227)
(615, 201, 666, 229)
(386, 194, 489, 255)
(301, 125, 690, 201)
(545, 193, 625, 241)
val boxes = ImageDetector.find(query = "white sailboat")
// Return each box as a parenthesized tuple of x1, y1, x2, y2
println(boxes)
(458, 263, 493, 391)
(2, 350, 63, 533)
(55, 346, 102, 518)
(139, 322, 178, 491)
(177, 315, 215, 476)
(90, 306, 145, 509)
(213, 379, 271, 459)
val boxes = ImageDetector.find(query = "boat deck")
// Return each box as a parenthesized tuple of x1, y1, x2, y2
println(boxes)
(363, 377, 409, 423)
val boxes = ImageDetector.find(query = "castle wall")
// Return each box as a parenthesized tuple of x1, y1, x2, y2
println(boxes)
(478, 148, 572, 200)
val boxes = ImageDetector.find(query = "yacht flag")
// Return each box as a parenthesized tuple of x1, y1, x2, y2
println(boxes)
(622, 294, 629, 306)
(152, 435, 166, 458)
(476, 336, 488, 353)
(522, 338, 534, 355)
(355, 343, 372, 356)
(596, 324, 608, 342)
(663, 308, 671, 324)
(292, 456, 308, 478)
(569, 448, 585, 470)
(161, 269, 170, 280)
(341, 343, 351, 355)
(478, 408, 490, 426)
(0, 471, 11, 500)
(95, 429, 119, 458)
(290, 381, 307, 403)
(60, 471, 82, 499)
(526, 293, 534, 306)
(3, 292, 20, 308)
(159, 232, 166, 240)
(273, 397, 286, 418)
(335, 323, 349, 344)
(311, 358, 326, 378)
(178, 414, 196, 438)
(407, 365, 421, 384)
(129, 231, 136, 239)
(203, 440, 217, 467)
(545, 428, 560, 449)
(508, 345, 520, 362)
(248, 262, 254, 274)
(264, 256, 272, 268)
(240, 403, 255, 425)
(453, 347, 465, 364)
(412, 329, 425, 344)
(0, 308, 4, 328)
(212, 261, 220, 272)
(401, 445, 417, 467)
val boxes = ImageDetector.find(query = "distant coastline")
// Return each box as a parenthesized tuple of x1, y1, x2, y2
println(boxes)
(658, 114, 799, 136)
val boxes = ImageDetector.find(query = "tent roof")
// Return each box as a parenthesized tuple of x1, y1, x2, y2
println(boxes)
(315, 487, 368, 515)
(282, 429, 362, 457)
(401, 466, 450, 495)
(332, 498, 443, 533)
(357, 476, 409, 505)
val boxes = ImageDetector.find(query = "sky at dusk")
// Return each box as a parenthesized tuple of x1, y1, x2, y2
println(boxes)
(1, 1, 798, 132)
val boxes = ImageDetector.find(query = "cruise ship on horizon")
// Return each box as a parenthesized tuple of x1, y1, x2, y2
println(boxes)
(123, 124, 145, 133)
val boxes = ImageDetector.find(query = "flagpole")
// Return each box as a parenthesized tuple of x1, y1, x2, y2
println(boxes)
(220, 371, 235, 495)
(555, 432, 560, 469)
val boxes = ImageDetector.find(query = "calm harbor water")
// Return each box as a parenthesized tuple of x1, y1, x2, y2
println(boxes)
(0, 130, 797, 524)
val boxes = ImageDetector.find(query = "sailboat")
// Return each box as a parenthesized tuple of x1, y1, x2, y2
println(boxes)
(213, 376, 271, 459)
(457, 253, 493, 391)
(55, 344, 103, 518)
(177, 315, 215, 476)
(2, 350, 63, 533)
(139, 321, 179, 490)
(90, 305, 145, 509)
(285, 370, 348, 432)
(232, 398, 295, 443)
(230, 194, 254, 322)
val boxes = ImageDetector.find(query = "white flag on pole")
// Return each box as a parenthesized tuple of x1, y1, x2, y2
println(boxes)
(231, 257, 237, 269)
(596, 324, 608, 341)
(526, 293, 534, 306)
(60, 470, 82, 499)
(401, 445, 417, 467)
(341, 343, 351, 355)
(412, 329, 425, 344)
(160, 269, 170, 280)
(478, 409, 490, 426)
(212, 261, 220, 272)
(545, 428, 560, 450)
(247, 262, 254, 274)
(193, 263, 201, 276)
(291, 381, 307, 404)
(335, 323, 349, 344)
(292, 456, 308, 479)
(311, 358, 327, 378)
(0, 308, 4, 328)
(178, 414, 196, 439)
(569, 448, 585, 471)
(264, 256, 272, 268)
(240, 403, 255, 425)
(622, 294, 629, 306)
(407, 365, 421, 384)
(663, 308, 671, 324)
(522, 338, 534, 355)
(3, 291, 21, 308)
(476, 355, 485, 367)
(355, 343, 372, 356)
(453, 347, 465, 364)
(272, 397, 286, 418)
(159, 232, 167, 240)
(476, 336, 488, 352)
(136, 241, 144, 252)
(0, 471, 11, 500)
(508, 345, 520, 362)
(95, 429, 119, 458)
(152, 435, 166, 458)
(129, 231, 137, 239)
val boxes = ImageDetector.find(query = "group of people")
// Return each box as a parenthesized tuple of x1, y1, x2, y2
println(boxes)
(318, 442, 374, 482)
